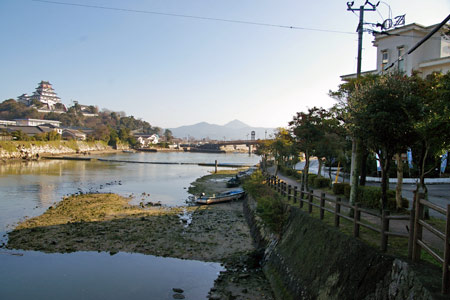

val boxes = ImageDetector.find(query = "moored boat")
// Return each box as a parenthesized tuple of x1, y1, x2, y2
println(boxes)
(195, 189, 245, 205)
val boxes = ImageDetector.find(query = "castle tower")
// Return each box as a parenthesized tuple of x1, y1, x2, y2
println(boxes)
(28, 81, 62, 109)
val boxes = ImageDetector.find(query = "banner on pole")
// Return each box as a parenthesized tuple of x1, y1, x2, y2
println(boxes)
(376, 153, 381, 172)
(441, 151, 448, 174)
(407, 148, 413, 169)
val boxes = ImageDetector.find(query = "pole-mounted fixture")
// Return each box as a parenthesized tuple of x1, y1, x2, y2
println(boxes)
(346, 1, 379, 206)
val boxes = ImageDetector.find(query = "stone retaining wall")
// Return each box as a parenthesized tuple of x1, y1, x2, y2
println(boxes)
(0, 141, 116, 160)
(243, 196, 440, 299)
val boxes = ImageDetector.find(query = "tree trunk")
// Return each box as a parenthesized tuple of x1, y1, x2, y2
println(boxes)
(318, 158, 323, 177)
(349, 139, 359, 205)
(395, 153, 404, 209)
(359, 145, 369, 186)
(380, 155, 391, 210)
(418, 143, 430, 219)
(303, 150, 310, 190)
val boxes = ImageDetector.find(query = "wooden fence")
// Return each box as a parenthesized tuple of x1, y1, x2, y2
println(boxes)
(265, 174, 450, 294)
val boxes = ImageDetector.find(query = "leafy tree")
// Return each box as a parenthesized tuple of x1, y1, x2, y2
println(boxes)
(255, 139, 273, 172)
(410, 72, 450, 204)
(164, 129, 173, 142)
(348, 73, 421, 209)
(289, 107, 329, 190)
(0, 99, 42, 120)
(270, 128, 295, 175)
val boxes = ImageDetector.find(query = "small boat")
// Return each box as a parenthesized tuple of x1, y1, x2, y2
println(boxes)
(195, 189, 246, 205)
(226, 176, 241, 188)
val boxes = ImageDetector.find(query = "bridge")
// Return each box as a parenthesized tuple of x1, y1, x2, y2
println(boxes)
(215, 139, 270, 154)
(216, 139, 264, 146)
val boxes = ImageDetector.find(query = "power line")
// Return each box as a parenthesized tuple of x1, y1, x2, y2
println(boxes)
(31, 0, 356, 35)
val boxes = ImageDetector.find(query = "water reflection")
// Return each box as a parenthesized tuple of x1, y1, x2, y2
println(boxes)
(0, 250, 224, 300)
(0, 152, 259, 236)
(0, 152, 257, 299)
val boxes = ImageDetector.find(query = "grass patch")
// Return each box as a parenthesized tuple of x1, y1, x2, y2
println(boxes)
(188, 168, 245, 195)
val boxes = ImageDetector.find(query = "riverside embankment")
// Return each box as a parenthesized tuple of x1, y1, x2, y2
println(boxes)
(243, 175, 446, 300)
(0, 140, 121, 160)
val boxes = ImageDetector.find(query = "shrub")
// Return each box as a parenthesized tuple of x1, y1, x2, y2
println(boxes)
(256, 194, 286, 233)
(357, 186, 380, 208)
(307, 174, 318, 187)
(243, 170, 286, 233)
(344, 184, 351, 199)
(332, 182, 349, 195)
(313, 177, 331, 189)
(356, 186, 409, 211)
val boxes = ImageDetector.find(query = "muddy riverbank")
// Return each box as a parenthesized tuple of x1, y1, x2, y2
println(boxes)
(6, 171, 274, 300)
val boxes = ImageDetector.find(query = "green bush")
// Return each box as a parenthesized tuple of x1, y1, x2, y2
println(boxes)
(332, 182, 350, 195)
(243, 170, 286, 233)
(356, 186, 380, 208)
(307, 174, 318, 187)
(344, 184, 351, 198)
(256, 194, 286, 233)
(313, 177, 331, 189)
(356, 186, 409, 211)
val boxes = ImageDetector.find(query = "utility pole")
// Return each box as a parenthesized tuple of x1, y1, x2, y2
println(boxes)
(346, 1, 379, 206)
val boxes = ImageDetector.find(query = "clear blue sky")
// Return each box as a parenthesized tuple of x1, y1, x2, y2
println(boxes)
(1, 0, 449, 128)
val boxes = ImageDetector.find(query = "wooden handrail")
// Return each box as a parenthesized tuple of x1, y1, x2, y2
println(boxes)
(418, 220, 446, 241)
(418, 239, 444, 265)
(420, 199, 447, 215)
(264, 175, 449, 294)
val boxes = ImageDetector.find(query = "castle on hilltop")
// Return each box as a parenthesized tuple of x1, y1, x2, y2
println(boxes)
(18, 81, 66, 113)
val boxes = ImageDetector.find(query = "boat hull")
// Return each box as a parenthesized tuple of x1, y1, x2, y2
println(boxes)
(195, 190, 245, 205)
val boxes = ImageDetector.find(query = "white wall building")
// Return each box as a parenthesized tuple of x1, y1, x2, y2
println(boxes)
(342, 22, 450, 79)
(14, 118, 61, 128)
(137, 134, 159, 147)
(17, 81, 65, 111)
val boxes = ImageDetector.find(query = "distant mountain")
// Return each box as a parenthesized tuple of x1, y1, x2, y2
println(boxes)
(223, 119, 249, 129)
(169, 120, 275, 141)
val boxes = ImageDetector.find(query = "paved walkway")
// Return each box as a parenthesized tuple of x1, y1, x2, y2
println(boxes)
(267, 168, 444, 252)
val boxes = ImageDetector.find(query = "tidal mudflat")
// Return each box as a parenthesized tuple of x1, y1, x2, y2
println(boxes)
(7, 171, 274, 300)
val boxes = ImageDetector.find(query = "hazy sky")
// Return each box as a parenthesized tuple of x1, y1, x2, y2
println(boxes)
(1, 0, 449, 128)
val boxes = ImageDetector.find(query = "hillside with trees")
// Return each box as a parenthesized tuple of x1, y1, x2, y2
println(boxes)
(0, 99, 161, 147)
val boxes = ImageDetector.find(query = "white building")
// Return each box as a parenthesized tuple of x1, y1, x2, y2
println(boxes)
(14, 118, 61, 128)
(18, 81, 65, 111)
(342, 22, 450, 79)
(137, 134, 159, 147)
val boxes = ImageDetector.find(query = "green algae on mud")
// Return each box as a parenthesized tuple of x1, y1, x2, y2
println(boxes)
(7, 191, 254, 262)
(188, 169, 246, 195)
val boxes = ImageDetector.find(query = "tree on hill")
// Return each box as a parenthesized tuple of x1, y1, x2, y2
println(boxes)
(0, 99, 42, 120)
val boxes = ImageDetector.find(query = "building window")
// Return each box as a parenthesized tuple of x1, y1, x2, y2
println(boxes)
(398, 46, 405, 72)
(381, 50, 389, 71)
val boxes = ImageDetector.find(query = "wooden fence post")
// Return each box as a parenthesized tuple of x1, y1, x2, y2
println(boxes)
(413, 192, 424, 261)
(293, 186, 298, 204)
(319, 192, 325, 220)
(442, 204, 450, 294)
(381, 210, 390, 252)
(408, 206, 415, 260)
(335, 197, 341, 227)
(354, 203, 361, 238)
(300, 186, 304, 208)
(308, 190, 313, 214)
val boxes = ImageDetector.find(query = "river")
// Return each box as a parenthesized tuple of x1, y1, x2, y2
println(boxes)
(0, 151, 259, 300)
